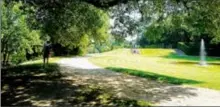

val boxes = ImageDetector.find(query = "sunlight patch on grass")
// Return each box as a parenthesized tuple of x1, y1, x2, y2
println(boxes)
(89, 48, 220, 90)
(21, 57, 62, 65)
(139, 49, 176, 57)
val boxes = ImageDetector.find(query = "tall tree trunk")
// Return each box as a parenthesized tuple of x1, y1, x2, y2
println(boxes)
(3, 53, 7, 66)
(3, 44, 9, 65)
(1, 40, 5, 52)
(6, 53, 10, 64)
(1, 41, 5, 65)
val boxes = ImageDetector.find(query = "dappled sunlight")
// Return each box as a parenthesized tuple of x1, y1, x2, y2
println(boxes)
(2, 63, 152, 106)
(2, 53, 220, 106)
(2, 0, 220, 106)
(21, 57, 62, 65)
(58, 66, 201, 104)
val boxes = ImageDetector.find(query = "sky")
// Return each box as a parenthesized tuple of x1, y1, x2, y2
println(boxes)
(109, 9, 142, 42)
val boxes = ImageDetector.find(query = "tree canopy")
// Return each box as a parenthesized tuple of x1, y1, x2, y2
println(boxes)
(2, 0, 220, 65)
(1, 1, 42, 64)
(136, 0, 220, 55)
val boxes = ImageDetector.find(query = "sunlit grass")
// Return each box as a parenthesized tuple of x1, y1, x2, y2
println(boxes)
(139, 48, 176, 57)
(89, 48, 220, 90)
(21, 57, 62, 65)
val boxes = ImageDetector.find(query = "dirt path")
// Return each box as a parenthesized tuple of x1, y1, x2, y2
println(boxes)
(58, 57, 220, 106)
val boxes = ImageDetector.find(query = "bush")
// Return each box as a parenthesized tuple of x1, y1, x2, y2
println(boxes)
(177, 42, 189, 54)
(145, 45, 163, 48)
(11, 52, 27, 65)
(78, 47, 87, 56)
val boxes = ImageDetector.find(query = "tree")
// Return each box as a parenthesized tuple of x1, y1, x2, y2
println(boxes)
(21, 0, 110, 55)
(5, 0, 220, 56)
(139, 0, 220, 56)
(1, 1, 42, 65)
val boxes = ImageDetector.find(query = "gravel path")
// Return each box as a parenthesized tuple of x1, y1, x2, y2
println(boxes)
(59, 57, 101, 69)
(58, 57, 220, 106)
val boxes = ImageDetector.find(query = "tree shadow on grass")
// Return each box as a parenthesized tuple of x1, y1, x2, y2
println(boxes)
(102, 67, 206, 104)
(106, 67, 202, 85)
(2, 63, 61, 77)
(173, 61, 220, 66)
(55, 66, 202, 104)
(164, 53, 220, 62)
(1, 63, 151, 107)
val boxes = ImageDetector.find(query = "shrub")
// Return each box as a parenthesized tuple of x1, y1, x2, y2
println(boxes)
(177, 42, 189, 54)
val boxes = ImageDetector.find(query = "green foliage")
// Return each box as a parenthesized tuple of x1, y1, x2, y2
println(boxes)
(138, 0, 220, 56)
(88, 35, 113, 53)
(77, 34, 89, 55)
(3, 0, 220, 58)
(137, 100, 152, 107)
(1, 1, 42, 64)
(3, 0, 111, 57)
(88, 43, 112, 53)
(111, 34, 132, 49)
(10, 51, 26, 64)
(28, 1, 110, 53)
(177, 42, 189, 54)
(87, 34, 132, 53)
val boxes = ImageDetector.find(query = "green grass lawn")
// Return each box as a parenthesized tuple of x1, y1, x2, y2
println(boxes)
(89, 48, 220, 90)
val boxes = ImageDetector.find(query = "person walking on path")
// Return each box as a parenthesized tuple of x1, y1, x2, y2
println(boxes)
(42, 41, 51, 67)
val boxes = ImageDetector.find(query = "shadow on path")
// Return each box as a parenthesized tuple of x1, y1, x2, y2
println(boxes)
(58, 65, 201, 104)
(1, 64, 151, 106)
(1, 62, 208, 106)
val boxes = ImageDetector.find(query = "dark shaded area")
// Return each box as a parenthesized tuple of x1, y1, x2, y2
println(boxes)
(1, 63, 151, 106)
(12, 0, 193, 9)
(52, 43, 85, 56)
(138, 28, 191, 49)
(1, 63, 61, 77)
(52, 43, 68, 56)
(177, 36, 220, 57)
(208, 43, 220, 56)
(12, 0, 129, 8)
(25, 45, 42, 61)
(106, 67, 202, 85)
(84, 0, 128, 8)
